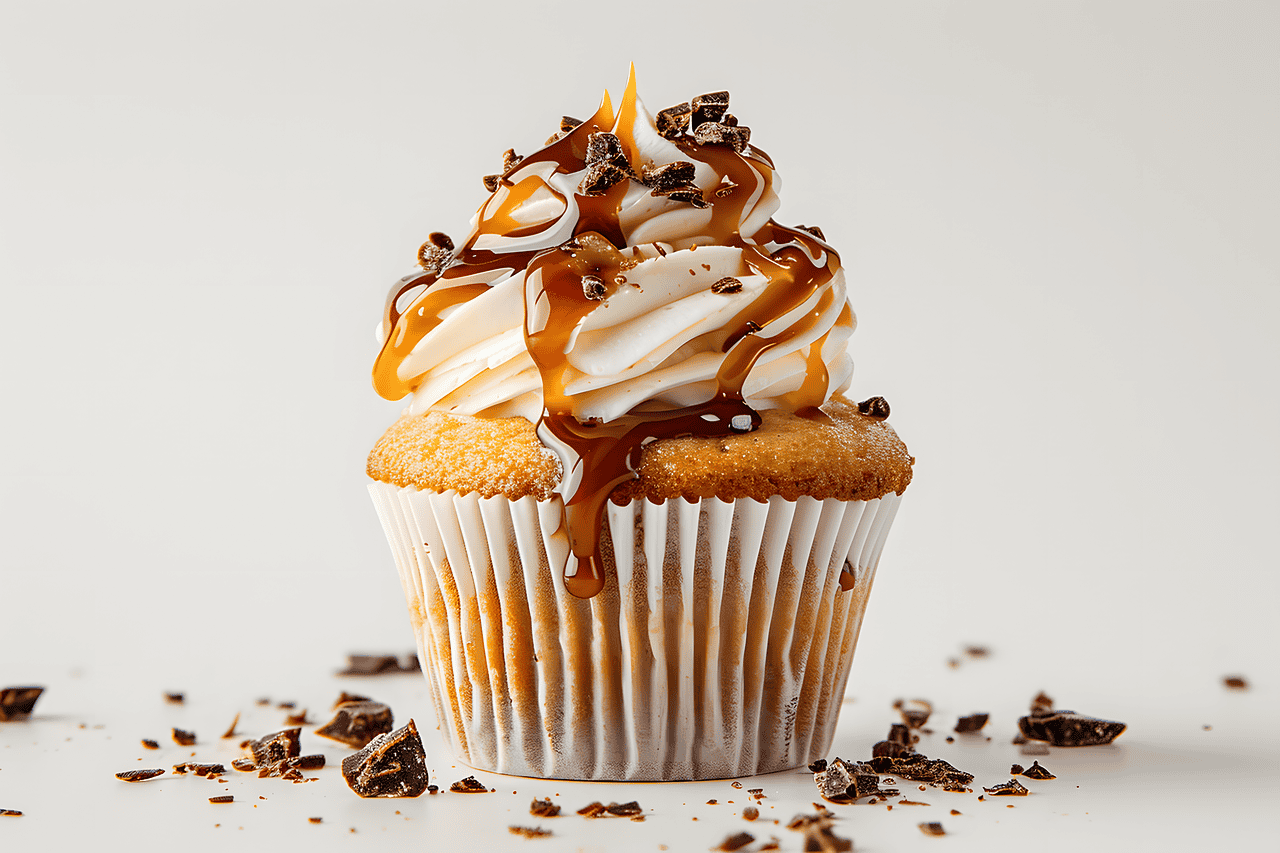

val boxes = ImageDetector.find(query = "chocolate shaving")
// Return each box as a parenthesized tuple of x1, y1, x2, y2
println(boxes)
(209, 795, 234, 804)
(246, 728, 301, 766)
(171, 728, 196, 746)
(983, 779, 1029, 796)
(509, 826, 553, 838)
(857, 396, 890, 420)
(964, 645, 990, 657)
(918, 822, 946, 836)
(1017, 710, 1126, 746)
(796, 224, 826, 241)
(581, 274, 608, 301)
(691, 91, 730, 128)
(341, 720, 430, 798)
(1021, 760, 1055, 780)
(116, 769, 164, 782)
(693, 122, 750, 153)
(717, 831, 755, 851)
(530, 797, 560, 817)
(415, 235, 454, 276)
(141, 739, 159, 750)
(164, 692, 185, 704)
(180, 763, 226, 777)
(712, 277, 743, 294)
(0, 809, 22, 817)
(316, 701, 394, 748)
(868, 754, 974, 792)
(954, 713, 989, 734)
(231, 758, 257, 772)
(449, 776, 491, 794)
(220, 713, 240, 739)
(1223, 675, 1249, 690)
(656, 102, 692, 139)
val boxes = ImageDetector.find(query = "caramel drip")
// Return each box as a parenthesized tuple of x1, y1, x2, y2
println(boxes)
(373, 79, 849, 597)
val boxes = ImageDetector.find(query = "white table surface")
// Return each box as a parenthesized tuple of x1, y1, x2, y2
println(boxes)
(3, 2, 1277, 850)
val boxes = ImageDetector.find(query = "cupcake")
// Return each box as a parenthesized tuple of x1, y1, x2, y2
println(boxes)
(367, 73, 912, 781)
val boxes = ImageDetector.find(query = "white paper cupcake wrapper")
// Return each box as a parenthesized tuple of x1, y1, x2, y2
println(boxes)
(369, 484, 901, 781)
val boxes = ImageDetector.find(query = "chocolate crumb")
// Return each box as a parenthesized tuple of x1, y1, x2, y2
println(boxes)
(1010, 763, 1025, 775)
(964, 645, 989, 657)
(284, 709, 311, 726)
(808, 759, 828, 773)
(164, 692, 184, 704)
(983, 780, 1029, 796)
(712, 276, 743, 294)
(209, 796, 234, 804)
(656, 102, 692, 139)
(415, 235, 454, 276)
(220, 713, 240, 739)
(530, 798, 560, 818)
(731, 781, 743, 789)
(744, 805, 759, 821)
(796, 224, 827, 241)
(954, 713, 989, 734)
(277, 701, 295, 709)
(581, 274, 608, 301)
(1223, 675, 1249, 690)
(650, 183, 707, 207)
(116, 769, 164, 782)
(717, 831, 755, 851)
(316, 701, 394, 748)
(308, 817, 322, 824)
(1021, 761, 1055, 780)
(918, 822, 946, 837)
(141, 739, 159, 750)
(449, 776, 491, 794)
(172, 728, 196, 746)
(691, 91, 730, 128)
(232, 758, 257, 771)
(856, 396, 891, 420)
(707, 799, 718, 805)
(509, 826, 553, 838)
(606, 801, 643, 817)
(1030, 692, 1055, 713)
(577, 802, 606, 817)
(0, 809, 22, 817)
(341, 720, 430, 798)
(868, 753, 974, 792)
(950, 809, 961, 815)
(246, 728, 301, 766)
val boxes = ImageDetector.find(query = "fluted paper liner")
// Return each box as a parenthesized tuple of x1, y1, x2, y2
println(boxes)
(369, 483, 901, 781)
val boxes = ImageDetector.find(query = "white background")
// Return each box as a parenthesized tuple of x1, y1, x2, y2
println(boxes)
(2, 1, 1276, 850)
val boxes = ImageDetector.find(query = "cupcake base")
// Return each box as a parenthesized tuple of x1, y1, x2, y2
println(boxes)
(369, 484, 901, 781)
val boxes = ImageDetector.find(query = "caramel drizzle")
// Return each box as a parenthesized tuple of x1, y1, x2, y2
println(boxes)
(373, 73, 845, 597)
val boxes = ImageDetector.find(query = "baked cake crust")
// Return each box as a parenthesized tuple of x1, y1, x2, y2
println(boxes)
(367, 395, 912, 504)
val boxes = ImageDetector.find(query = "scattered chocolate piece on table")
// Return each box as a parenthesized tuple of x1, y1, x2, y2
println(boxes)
(209, 796, 234, 804)
(1017, 710, 1126, 746)
(231, 757, 257, 772)
(785, 808, 851, 852)
(1010, 763, 1025, 775)
(919, 822, 946, 837)
(1223, 676, 1249, 690)
(954, 713, 989, 734)
(141, 739, 159, 750)
(116, 769, 164, 782)
(743, 806, 759, 821)
(983, 780, 1029, 796)
(221, 713, 240, 739)
(509, 826, 553, 838)
(808, 759, 828, 773)
(0, 809, 22, 816)
(449, 776, 491, 794)
(606, 801, 643, 817)
(897, 799, 930, 806)
(171, 728, 196, 746)
(529, 798, 560, 818)
(316, 701, 394, 748)
(334, 692, 372, 708)
(964, 645, 989, 658)
(1021, 761, 1055, 780)
(341, 720, 429, 798)
(577, 802, 607, 817)
(1030, 692, 1054, 714)
(717, 831, 755, 851)
(868, 753, 974, 792)
(294, 755, 326, 770)
(308, 817, 322, 824)
(0, 687, 44, 722)
(247, 728, 302, 766)
(164, 692, 184, 704)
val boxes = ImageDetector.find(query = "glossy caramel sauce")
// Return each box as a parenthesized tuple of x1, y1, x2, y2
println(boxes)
(374, 73, 846, 597)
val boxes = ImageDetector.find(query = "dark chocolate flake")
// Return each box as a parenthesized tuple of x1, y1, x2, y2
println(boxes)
(743, 805, 759, 820)
(717, 831, 755, 851)
(605, 801, 643, 817)
(1017, 711, 1126, 746)
(954, 713, 989, 734)
(640, 160, 696, 190)
(983, 779, 1029, 796)
(116, 769, 164, 782)
(341, 720, 429, 798)
(0, 809, 22, 817)
(0, 687, 44, 721)
(220, 713, 240, 739)
(164, 692, 185, 704)
(449, 775, 491, 794)
(172, 728, 196, 746)
(1010, 763, 1025, 776)
(1021, 760, 1055, 780)
(141, 739, 159, 750)
(231, 758, 257, 772)
(857, 396, 891, 420)
(316, 701, 394, 748)
(579, 163, 628, 196)
(691, 91, 730, 128)
(209, 795, 234, 804)
(655, 102, 692, 139)
(869, 753, 974, 792)
(530, 797, 560, 817)
(1223, 675, 1249, 690)
(247, 728, 302, 766)
(918, 822, 946, 837)
(693, 121, 750, 153)
(712, 276, 743, 294)
(509, 826, 553, 838)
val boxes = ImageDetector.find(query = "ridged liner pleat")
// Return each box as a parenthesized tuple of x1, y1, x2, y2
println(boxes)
(369, 484, 902, 781)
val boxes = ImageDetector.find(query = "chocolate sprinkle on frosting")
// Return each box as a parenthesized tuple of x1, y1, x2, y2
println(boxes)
(693, 121, 750, 152)
(691, 91, 730, 128)
(341, 720, 430, 798)
(655, 102, 692, 139)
